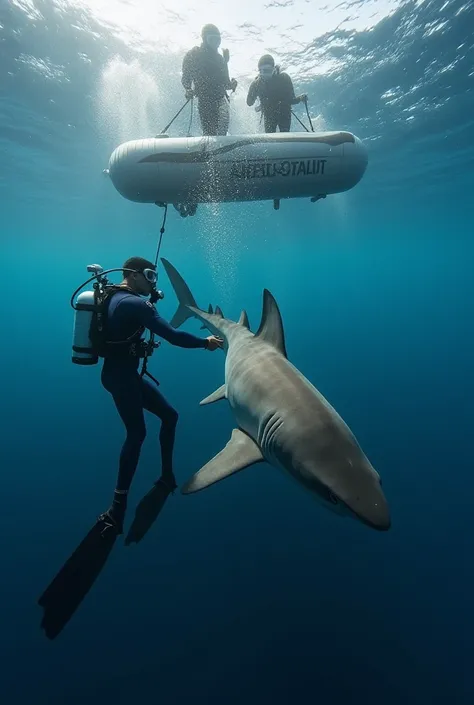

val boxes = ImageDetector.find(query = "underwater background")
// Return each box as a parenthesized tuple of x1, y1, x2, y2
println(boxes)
(1, 0, 473, 703)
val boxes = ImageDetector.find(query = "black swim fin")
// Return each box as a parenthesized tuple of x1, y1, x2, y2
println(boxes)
(38, 514, 118, 640)
(125, 479, 174, 546)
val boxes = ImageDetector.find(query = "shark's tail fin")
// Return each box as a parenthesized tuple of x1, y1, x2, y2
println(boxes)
(161, 258, 199, 328)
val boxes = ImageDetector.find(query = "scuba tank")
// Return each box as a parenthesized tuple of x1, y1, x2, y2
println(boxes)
(72, 289, 99, 365)
(70, 263, 164, 367)
(71, 264, 105, 365)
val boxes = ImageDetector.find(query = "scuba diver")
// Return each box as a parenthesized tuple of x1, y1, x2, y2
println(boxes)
(174, 24, 238, 219)
(37, 257, 222, 640)
(246, 54, 307, 133)
(96, 256, 222, 535)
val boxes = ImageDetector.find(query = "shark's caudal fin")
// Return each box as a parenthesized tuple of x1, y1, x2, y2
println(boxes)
(255, 289, 287, 358)
(161, 258, 200, 328)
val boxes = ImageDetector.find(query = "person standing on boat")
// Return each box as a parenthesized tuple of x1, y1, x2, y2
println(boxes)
(181, 24, 238, 137)
(247, 54, 307, 133)
(175, 24, 237, 218)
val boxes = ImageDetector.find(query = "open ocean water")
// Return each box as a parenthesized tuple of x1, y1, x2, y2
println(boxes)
(1, 0, 473, 703)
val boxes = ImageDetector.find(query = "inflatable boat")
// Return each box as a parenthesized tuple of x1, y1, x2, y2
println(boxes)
(106, 131, 368, 206)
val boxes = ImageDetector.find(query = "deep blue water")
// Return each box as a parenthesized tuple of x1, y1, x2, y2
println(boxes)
(1, 0, 473, 703)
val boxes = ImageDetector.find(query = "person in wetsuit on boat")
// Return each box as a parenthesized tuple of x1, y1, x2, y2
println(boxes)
(98, 257, 222, 534)
(247, 54, 307, 133)
(174, 24, 238, 219)
(182, 23, 237, 137)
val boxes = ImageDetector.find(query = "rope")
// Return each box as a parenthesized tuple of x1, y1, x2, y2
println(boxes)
(291, 110, 310, 133)
(291, 98, 314, 134)
(160, 98, 191, 134)
(304, 98, 314, 132)
(187, 98, 194, 136)
(154, 204, 168, 268)
(138, 204, 169, 385)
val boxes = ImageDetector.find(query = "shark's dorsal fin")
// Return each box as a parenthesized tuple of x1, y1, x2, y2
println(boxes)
(238, 310, 250, 329)
(215, 305, 224, 318)
(201, 304, 213, 329)
(255, 289, 287, 358)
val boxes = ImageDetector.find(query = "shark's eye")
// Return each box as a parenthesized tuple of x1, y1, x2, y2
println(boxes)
(328, 491, 338, 505)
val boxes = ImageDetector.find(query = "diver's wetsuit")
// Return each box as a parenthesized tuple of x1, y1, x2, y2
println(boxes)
(101, 290, 207, 494)
(247, 69, 300, 133)
(182, 44, 231, 135)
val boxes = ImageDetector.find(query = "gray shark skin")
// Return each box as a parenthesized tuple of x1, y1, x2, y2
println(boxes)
(161, 258, 390, 531)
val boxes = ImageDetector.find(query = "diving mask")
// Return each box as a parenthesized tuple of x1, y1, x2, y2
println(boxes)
(259, 65, 274, 80)
(205, 33, 221, 51)
(142, 267, 157, 284)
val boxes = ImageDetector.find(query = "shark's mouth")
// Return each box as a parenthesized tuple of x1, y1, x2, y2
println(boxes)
(355, 512, 391, 531)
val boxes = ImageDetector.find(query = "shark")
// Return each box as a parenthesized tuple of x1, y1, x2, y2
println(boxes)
(161, 258, 390, 531)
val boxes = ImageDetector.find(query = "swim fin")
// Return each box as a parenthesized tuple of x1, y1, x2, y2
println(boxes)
(38, 514, 118, 640)
(125, 479, 174, 546)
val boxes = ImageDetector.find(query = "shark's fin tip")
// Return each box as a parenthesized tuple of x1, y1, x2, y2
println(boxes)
(200, 384, 226, 405)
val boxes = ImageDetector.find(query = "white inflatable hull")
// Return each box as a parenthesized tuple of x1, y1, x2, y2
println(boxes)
(107, 132, 368, 205)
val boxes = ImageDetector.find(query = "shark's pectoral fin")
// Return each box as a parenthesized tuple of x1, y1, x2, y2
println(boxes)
(181, 429, 264, 494)
(200, 384, 226, 405)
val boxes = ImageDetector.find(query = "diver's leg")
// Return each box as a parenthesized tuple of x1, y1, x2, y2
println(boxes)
(216, 98, 230, 136)
(264, 110, 277, 133)
(278, 107, 291, 132)
(101, 370, 147, 531)
(141, 376, 179, 490)
(198, 98, 218, 136)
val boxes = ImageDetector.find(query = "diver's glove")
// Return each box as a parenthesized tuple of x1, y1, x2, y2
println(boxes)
(230, 78, 237, 92)
(222, 48, 230, 63)
(184, 88, 194, 100)
(298, 94, 308, 103)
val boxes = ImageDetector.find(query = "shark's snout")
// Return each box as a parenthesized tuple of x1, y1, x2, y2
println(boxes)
(341, 475, 391, 531)
(355, 491, 391, 531)
(298, 454, 391, 531)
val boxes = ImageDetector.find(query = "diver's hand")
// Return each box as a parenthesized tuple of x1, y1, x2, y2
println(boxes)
(298, 94, 308, 103)
(185, 88, 194, 100)
(205, 335, 223, 351)
(222, 48, 230, 63)
(230, 78, 237, 92)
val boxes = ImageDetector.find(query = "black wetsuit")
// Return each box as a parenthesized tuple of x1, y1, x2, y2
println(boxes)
(101, 290, 207, 493)
(247, 69, 300, 133)
(182, 44, 232, 135)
